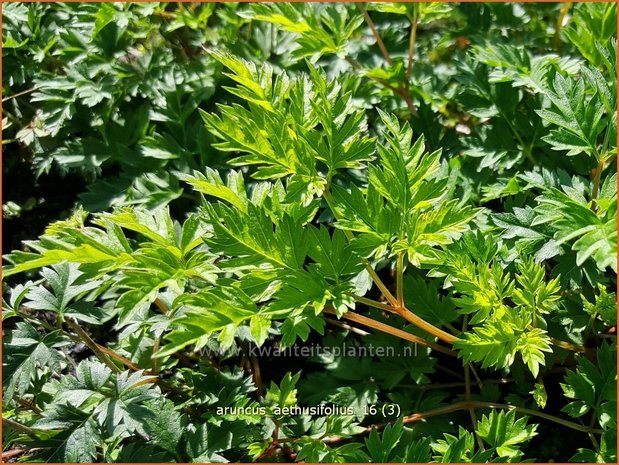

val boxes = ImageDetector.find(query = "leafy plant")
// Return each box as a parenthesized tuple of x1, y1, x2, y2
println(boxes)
(2, 2, 616, 463)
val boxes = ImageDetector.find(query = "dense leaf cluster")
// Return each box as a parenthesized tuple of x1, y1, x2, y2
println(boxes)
(2, 2, 617, 463)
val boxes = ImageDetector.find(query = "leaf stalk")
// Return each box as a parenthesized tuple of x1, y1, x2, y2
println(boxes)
(65, 318, 121, 374)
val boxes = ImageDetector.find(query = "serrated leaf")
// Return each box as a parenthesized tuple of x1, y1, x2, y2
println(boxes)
(516, 328, 552, 378)
(477, 410, 537, 459)
(184, 168, 248, 213)
(24, 263, 104, 324)
(160, 286, 260, 356)
(454, 319, 519, 370)
(3, 322, 68, 400)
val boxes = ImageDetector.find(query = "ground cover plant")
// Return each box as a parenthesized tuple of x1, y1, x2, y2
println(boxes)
(2, 2, 617, 463)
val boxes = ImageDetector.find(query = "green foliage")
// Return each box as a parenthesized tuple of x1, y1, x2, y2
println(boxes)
(563, 3, 617, 67)
(583, 285, 617, 326)
(535, 187, 617, 272)
(454, 316, 552, 377)
(364, 418, 404, 462)
(30, 361, 183, 462)
(240, 4, 364, 61)
(477, 410, 537, 460)
(3, 322, 69, 401)
(3, 3, 237, 212)
(24, 263, 105, 324)
(561, 342, 616, 430)
(2, 2, 616, 463)
(430, 426, 492, 463)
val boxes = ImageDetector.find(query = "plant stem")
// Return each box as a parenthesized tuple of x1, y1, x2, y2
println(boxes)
(250, 353, 263, 398)
(392, 401, 605, 435)
(469, 364, 485, 390)
(462, 314, 484, 450)
(394, 305, 459, 344)
(151, 336, 161, 375)
(150, 298, 168, 374)
(488, 97, 534, 164)
(322, 189, 400, 307)
(65, 318, 121, 374)
(2, 87, 37, 102)
(381, 401, 603, 437)
(591, 157, 605, 213)
(358, 4, 393, 65)
(153, 297, 168, 314)
(2, 418, 37, 437)
(584, 312, 598, 342)
(323, 178, 455, 345)
(344, 56, 415, 117)
(469, 401, 604, 434)
(398, 378, 513, 391)
(324, 307, 457, 357)
(396, 253, 405, 307)
(276, 399, 602, 447)
(325, 317, 370, 336)
(15, 397, 42, 415)
(436, 364, 465, 380)
(366, 266, 399, 307)
(96, 344, 142, 371)
(22, 311, 142, 372)
(395, 86, 417, 117)
(549, 337, 587, 353)
(19, 312, 61, 334)
(465, 364, 485, 451)
(588, 401, 602, 451)
(553, 2, 572, 49)
(351, 294, 459, 344)
(406, 7, 418, 80)
(259, 419, 281, 459)
(2, 449, 33, 461)
(351, 294, 395, 312)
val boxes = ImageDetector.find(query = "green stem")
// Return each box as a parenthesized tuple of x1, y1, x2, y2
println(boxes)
(549, 336, 587, 354)
(20, 310, 141, 372)
(351, 294, 395, 313)
(19, 313, 60, 334)
(406, 8, 418, 80)
(487, 94, 534, 164)
(151, 336, 161, 375)
(358, 4, 393, 65)
(3, 418, 37, 437)
(398, 378, 513, 390)
(506, 114, 535, 164)
(65, 318, 121, 374)
(323, 183, 454, 344)
(345, 53, 415, 117)
(469, 364, 485, 390)
(396, 253, 404, 307)
(472, 401, 604, 435)
(553, 2, 572, 49)
(584, 312, 598, 342)
(323, 189, 399, 307)
(2, 86, 37, 102)
(367, 267, 399, 307)
(465, 364, 485, 451)
(591, 157, 605, 213)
